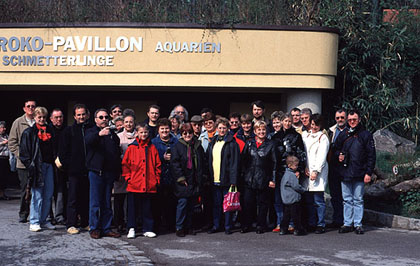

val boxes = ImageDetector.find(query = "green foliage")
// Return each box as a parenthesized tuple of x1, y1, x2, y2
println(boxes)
(399, 191, 420, 218)
(317, 1, 420, 141)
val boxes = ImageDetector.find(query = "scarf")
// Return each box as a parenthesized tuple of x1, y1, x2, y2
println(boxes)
(186, 140, 193, 169)
(36, 124, 52, 142)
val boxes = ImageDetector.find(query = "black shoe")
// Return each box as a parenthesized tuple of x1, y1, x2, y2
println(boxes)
(354, 226, 364, 235)
(315, 226, 325, 234)
(240, 227, 249, 234)
(176, 229, 185, 237)
(207, 227, 218, 234)
(306, 225, 316, 233)
(338, 226, 354, 234)
(279, 229, 289, 235)
(225, 229, 232, 235)
(256, 227, 264, 234)
(187, 229, 196, 235)
(294, 230, 307, 236)
(326, 222, 342, 229)
(117, 225, 125, 233)
(19, 217, 27, 223)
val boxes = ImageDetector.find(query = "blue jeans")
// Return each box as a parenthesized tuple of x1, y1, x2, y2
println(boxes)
(212, 185, 232, 231)
(274, 184, 283, 226)
(305, 191, 326, 227)
(341, 180, 364, 227)
(176, 197, 194, 230)
(88, 171, 116, 233)
(127, 192, 153, 232)
(29, 163, 54, 225)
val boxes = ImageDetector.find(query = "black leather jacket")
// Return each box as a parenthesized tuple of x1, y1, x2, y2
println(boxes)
(19, 124, 56, 188)
(269, 127, 306, 177)
(241, 138, 277, 190)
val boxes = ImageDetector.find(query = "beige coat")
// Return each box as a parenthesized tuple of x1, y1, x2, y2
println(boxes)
(8, 114, 33, 169)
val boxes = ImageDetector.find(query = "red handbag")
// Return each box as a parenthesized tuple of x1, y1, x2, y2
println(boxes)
(223, 185, 241, 213)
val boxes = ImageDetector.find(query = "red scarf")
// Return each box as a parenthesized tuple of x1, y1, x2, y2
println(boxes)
(36, 124, 52, 142)
(255, 137, 265, 148)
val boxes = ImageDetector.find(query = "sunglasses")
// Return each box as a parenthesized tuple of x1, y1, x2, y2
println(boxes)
(26, 105, 36, 108)
(348, 118, 358, 122)
(335, 116, 345, 120)
(176, 111, 185, 114)
(97, 115, 109, 120)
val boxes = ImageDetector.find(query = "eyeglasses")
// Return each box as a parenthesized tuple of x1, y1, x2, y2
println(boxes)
(112, 110, 122, 114)
(335, 116, 345, 120)
(97, 115, 109, 120)
(26, 105, 36, 108)
(182, 131, 193, 136)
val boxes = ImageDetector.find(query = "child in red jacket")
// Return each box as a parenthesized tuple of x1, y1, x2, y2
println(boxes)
(122, 122, 161, 238)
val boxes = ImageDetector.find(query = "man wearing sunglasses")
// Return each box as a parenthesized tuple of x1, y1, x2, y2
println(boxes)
(326, 109, 347, 229)
(8, 99, 36, 223)
(334, 110, 375, 235)
(85, 108, 122, 239)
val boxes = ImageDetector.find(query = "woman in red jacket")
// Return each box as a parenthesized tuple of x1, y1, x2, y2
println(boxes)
(122, 122, 161, 239)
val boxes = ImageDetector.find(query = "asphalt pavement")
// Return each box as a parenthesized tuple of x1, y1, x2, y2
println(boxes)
(1, 189, 419, 266)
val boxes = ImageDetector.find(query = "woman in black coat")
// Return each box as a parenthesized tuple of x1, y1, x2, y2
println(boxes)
(241, 121, 277, 234)
(207, 117, 240, 235)
(19, 107, 56, 232)
(170, 123, 205, 237)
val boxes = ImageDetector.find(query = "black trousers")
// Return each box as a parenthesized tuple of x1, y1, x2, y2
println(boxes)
(52, 167, 68, 223)
(153, 184, 177, 231)
(66, 175, 89, 228)
(242, 187, 270, 229)
(17, 169, 30, 221)
(281, 202, 303, 231)
(113, 193, 126, 228)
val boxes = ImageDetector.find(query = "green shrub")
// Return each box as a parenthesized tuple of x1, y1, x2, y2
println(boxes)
(399, 191, 420, 219)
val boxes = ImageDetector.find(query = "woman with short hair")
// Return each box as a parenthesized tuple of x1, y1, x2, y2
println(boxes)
(20, 107, 56, 232)
(207, 117, 240, 235)
(241, 121, 277, 234)
(170, 123, 206, 237)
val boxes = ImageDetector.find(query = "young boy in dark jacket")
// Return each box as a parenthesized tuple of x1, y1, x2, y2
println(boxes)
(280, 155, 307, 236)
(122, 123, 161, 239)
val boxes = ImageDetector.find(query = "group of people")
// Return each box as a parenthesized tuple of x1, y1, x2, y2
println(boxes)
(1, 99, 376, 240)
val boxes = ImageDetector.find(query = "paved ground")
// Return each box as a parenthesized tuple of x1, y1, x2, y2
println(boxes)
(1, 191, 419, 266)
(0, 198, 152, 266)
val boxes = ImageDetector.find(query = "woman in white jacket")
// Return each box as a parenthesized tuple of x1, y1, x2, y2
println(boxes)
(302, 114, 329, 234)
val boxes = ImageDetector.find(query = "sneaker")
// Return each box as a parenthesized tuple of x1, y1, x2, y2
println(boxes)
(67, 226, 80, 235)
(143, 231, 157, 238)
(354, 226, 364, 235)
(41, 222, 56, 230)
(272, 225, 281, 233)
(29, 224, 41, 232)
(127, 228, 135, 239)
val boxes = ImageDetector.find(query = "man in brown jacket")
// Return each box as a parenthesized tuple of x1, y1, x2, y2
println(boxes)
(8, 100, 36, 223)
